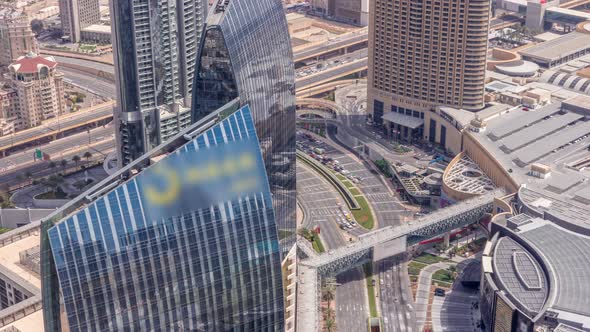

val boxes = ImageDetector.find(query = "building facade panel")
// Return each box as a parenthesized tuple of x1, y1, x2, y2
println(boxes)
(192, 0, 296, 256)
(43, 105, 285, 331)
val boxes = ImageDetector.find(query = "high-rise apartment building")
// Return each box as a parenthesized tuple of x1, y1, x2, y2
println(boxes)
(5, 53, 65, 129)
(111, 0, 207, 166)
(368, 0, 491, 128)
(0, 8, 39, 66)
(58, 0, 100, 43)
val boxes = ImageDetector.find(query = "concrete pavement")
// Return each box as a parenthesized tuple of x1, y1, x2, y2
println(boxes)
(414, 262, 453, 331)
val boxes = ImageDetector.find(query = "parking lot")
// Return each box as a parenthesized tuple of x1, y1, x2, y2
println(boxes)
(297, 130, 414, 230)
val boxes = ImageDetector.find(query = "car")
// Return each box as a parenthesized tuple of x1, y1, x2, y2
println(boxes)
(350, 221, 357, 227)
(434, 288, 446, 297)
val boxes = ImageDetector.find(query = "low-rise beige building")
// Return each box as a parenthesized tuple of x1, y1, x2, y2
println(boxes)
(5, 53, 65, 130)
(0, 8, 39, 66)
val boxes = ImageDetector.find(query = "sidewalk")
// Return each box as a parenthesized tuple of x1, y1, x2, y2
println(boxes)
(414, 261, 453, 331)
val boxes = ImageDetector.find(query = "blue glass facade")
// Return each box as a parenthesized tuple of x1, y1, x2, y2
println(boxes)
(43, 105, 284, 331)
(192, 0, 297, 257)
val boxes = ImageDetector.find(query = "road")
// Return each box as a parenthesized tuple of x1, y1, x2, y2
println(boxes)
(297, 162, 348, 249)
(0, 125, 115, 186)
(336, 267, 369, 332)
(296, 58, 367, 90)
(379, 258, 417, 332)
(0, 103, 114, 152)
(61, 66, 117, 98)
(294, 30, 368, 62)
(52, 55, 115, 74)
(297, 134, 370, 332)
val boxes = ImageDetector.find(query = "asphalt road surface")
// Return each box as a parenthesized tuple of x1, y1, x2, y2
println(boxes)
(297, 162, 349, 249)
(61, 66, 116, 98)
(302, 131, 413, 230)
(0, 104, 113, 150)
(0, 126, 115, 186)
(336, 267, 369, 332)
(379, 258, 417, 332)
(294, 30, 367, 61)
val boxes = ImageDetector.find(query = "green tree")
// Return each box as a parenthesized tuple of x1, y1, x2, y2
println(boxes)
(48, 161, 56, 172)
(60, 159, 68, 172)
(83, 151, 93, 162)
(45, 174, 64, 193)
(72, 155, 81, 167)
(297, 227, 312, 241)
(322, 284, 336, 308)
(30, 19, 44, 35)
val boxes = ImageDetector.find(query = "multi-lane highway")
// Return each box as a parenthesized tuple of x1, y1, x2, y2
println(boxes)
(60, 66, 116, 98)
(336, 268, 369, 332)
(0, 103, 114, 154)
(379, 258, 417, 332)
(297, 162, 349, 249)
(293, 29, 368, 62)
(0, 125, 115, 186)
(296, 58, 367, 90)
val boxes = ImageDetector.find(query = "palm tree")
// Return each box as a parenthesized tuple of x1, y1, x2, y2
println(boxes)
(60, 159, 68, 172)
(48, 161, 56, 171)
(72, 155, 81, 167)
(25, 171, 32, 184)
(322, 284, 336, 308)
(324, 317, 336, 332)
(83, 151, 92, 162)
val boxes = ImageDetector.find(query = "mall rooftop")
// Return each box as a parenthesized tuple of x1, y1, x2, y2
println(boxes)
(485, 214, 590, 329)
(468, 97, 590, 216)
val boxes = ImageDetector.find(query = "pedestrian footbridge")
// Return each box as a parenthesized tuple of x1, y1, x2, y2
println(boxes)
(296, 188, 505, 331)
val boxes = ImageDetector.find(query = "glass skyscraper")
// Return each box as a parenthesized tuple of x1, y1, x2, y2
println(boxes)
(111, 0, 207, 165)
(192, 0, 296, 256)
(41, 103, 285, 331)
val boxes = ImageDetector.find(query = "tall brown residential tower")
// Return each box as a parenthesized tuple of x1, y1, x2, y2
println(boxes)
(368, 0, 491, 130)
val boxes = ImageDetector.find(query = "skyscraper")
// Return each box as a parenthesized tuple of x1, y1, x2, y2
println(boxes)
(42, 102, 286, 331)
(368, 0, 491, 126)
(192, 0, 296, 256)
(111, 0, 207, 166)
(191, 3, 297, 328)
(58, 0, 101, 43)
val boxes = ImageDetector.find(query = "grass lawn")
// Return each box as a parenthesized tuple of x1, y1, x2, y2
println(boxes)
(414, 252, 446, 265)
(363, 263, 378, 318)
(432, 280, 453, 288)
(349, 188, 361, 196)
(79, 44, 97, 51)
(335, 173, 346, 181)
(408, 261, 428, 276)
(351, 195, 374, 230)
(432, 269, 455, 283)
(312, 236, 326, 253)
(0, 228, 11, 234)
(341, 179, 355, 189)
